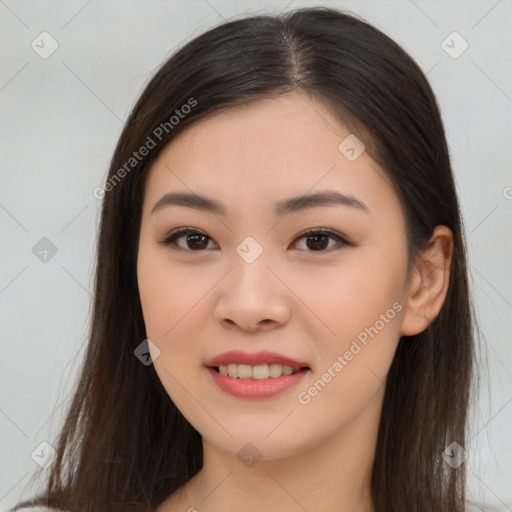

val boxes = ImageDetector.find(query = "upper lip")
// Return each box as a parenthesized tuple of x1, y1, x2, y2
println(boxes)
(205, 350, 310, 369)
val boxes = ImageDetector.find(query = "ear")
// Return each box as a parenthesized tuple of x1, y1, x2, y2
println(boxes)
(400, 225, 454, 336)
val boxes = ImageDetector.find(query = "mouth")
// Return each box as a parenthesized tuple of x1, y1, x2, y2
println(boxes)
(210, 363, 310, 380)
(205, 350, 311, 381)
(206, 364, 311, 399)
(205, 350, 311, 397)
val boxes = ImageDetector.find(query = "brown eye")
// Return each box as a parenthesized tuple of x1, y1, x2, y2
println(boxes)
(292, 229, 348, 252)
(160, 228, 217, 251)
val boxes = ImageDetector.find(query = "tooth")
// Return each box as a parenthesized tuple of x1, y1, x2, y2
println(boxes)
(238, 364, 253, 379)
(269, 364, 283, 377)
(218, 363, 301, 379)
(252, 364, 270, 379)
(227, 364, 239, 378)
(282, 365, 293, 376)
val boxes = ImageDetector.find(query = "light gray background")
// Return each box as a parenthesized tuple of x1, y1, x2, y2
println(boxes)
(1, 1, 511, 510)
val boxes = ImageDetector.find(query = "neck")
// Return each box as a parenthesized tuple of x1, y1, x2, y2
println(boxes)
(176, 384, 384, 512)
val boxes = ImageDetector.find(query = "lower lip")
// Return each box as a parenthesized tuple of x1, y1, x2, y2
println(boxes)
(206, 367, 310, 398)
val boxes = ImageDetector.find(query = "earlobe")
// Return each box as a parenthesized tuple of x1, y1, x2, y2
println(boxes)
(400, 225, 454, 336)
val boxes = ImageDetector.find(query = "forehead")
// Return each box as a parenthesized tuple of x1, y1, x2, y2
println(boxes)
(143, 92, 399, 221)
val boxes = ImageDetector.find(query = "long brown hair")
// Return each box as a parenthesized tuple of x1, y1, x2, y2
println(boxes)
(13, 7, 477, 512)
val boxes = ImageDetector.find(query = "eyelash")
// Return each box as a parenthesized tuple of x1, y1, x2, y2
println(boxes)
(159, 227, 351, 253)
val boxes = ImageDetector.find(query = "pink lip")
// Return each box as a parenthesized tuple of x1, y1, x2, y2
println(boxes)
(206, 367, 311, 398)
(205, 350, 309, 369)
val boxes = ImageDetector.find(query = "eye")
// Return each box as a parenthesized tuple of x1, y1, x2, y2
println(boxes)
(159, 227, 217, 252)
(291, 228, 349, 252)
(159, 227, 350, 253)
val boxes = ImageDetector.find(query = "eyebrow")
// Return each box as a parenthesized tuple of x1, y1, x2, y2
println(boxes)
(150, 190, 370, 217)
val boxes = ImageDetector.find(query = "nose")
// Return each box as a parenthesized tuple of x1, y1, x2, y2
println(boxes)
(214, 251, 291, 332)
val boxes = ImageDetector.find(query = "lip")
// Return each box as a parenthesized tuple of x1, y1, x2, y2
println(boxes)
(206, 367, 311, 398)
(205, 350, 310, 369)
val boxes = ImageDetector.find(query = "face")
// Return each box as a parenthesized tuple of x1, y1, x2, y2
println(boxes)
(137, 91, 411, 461)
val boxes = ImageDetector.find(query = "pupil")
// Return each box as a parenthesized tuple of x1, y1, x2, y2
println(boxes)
(188, 234, 208, 250)
(307, 234, 328, 251)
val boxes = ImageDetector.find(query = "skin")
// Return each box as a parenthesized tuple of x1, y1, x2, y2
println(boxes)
(136, 91, 453, 512)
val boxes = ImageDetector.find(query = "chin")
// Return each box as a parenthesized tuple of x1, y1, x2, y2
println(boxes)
(203, 427, 320, 464)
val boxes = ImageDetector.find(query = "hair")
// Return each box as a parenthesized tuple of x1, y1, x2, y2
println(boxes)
(13, 6, 477, 512)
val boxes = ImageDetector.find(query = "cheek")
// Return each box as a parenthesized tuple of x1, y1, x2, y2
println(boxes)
(137, 248, 222, 374)
(137, 253, 171, 338)
(290, 250, 406, 414)
(290, 248, 406, 346)
(137, 250, 209, 410)
(291, 254, 405, 432)
(137, 248, 196, 345)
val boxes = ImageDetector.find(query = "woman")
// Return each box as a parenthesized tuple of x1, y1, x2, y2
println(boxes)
(13, 6, 480, 512)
